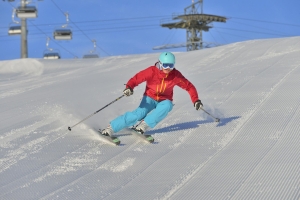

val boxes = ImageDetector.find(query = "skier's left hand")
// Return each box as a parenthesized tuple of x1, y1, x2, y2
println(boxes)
(194, 100, 203, 110)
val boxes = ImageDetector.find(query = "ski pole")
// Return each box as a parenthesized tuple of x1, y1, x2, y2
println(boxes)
(68, 94, 125, 131)
(200, 107, 220, 122)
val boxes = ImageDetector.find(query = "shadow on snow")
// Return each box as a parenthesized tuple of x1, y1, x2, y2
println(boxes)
(147, 116, 240, 135)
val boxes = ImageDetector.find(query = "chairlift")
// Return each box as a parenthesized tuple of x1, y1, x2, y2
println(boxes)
(43, 37, 61, 59)
(53, 29, 72, 40)
(43, 52, 61, 59)
(83, 40, 99, 58)
(83, 54, 99, 59)
(8, 25, 21, 35)
(8, 9, 21, 35)
(53, 12, 72, 40)
(16, 6, 37, 18)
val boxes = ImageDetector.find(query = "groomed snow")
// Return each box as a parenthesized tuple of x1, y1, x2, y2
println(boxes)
(1, 37, 300, 200)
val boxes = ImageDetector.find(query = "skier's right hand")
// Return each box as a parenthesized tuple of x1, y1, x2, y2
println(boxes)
(123, 87, 133, 96)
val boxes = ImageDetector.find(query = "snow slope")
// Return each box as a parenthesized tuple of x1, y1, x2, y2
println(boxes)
(0, 37, 300, 200)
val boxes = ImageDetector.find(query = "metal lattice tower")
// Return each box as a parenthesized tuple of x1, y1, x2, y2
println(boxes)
(155, 0, 226, 51)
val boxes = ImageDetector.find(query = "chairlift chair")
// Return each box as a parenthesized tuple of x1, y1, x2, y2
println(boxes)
(16, 6, 37, 18)
(43, 52, 60, 59)
(8, 25, 21, 35)
(83, 54, 99, 59)
(53, 12, 72, 40)
(83, 40, 99, 58)
(53, 29, 72, 40)
(43, 37, 61, 59)
(9, 9, 21, 35)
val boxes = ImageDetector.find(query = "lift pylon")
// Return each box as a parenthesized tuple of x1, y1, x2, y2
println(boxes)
(154, 0, 226, 51)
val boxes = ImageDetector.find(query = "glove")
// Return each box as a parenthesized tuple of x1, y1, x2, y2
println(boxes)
(123, 87, 133, 96)
(194, 100, 203, 110)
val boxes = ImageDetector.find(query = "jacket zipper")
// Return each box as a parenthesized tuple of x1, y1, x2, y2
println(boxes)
(156, 74, 168, 101)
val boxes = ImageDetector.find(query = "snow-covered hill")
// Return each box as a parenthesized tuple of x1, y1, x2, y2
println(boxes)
(1, 37, 300, 200)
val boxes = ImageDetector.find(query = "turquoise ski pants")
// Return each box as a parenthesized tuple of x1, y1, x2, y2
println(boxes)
(110, 95, 173, 133)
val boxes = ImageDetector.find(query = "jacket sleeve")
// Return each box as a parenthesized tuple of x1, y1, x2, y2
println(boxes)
(126, 66, 153, 89)
(176, 71, 199, 103)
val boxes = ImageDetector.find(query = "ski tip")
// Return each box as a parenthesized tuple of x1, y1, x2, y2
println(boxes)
(146, 135, 155, 143)
(112, 137, 121, 145)
(68, 127, 71, 131)
(148, 139, 154, 143)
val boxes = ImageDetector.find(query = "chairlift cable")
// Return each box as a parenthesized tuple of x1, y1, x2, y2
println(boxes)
(229, 20, 289, 36)
(50, 0, 111, 56)
(29, 20, 78, 58)
(213, 26, 291, 37)
(0, 14, 173, 30)
(228, 16, 300, 28)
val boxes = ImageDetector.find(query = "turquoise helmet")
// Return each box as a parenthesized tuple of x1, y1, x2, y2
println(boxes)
(159, 52, 175, 64)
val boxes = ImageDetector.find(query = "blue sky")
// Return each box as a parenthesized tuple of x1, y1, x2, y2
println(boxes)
(0, 0, 299, 60)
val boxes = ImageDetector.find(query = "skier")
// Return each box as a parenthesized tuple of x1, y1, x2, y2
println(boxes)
(101, 52, 203, 136)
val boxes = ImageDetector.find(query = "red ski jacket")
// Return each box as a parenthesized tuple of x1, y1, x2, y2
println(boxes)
(126, 65, 199, 103)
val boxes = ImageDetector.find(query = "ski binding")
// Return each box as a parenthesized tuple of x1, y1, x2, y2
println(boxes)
(97, 129, 121, 145)
(130, 128, 154, 143)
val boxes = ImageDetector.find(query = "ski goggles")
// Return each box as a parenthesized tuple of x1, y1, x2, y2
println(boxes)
(159, 62, 175, 69)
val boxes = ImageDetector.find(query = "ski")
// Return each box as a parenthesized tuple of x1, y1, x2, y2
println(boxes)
(97, 129, 121, 146)
(130, 128, 154, 143)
